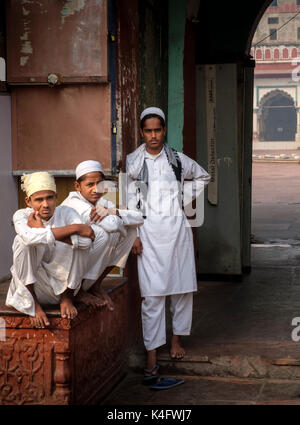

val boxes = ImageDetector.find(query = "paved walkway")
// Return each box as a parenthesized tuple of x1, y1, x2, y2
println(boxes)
(103, 157, 300, 406)
(103, 244, 300, 405)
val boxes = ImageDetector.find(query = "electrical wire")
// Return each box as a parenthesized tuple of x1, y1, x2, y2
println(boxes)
(253, 10, 300, 46)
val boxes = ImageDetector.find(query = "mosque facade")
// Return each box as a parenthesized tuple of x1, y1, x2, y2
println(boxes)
(251, 0, 300, 149)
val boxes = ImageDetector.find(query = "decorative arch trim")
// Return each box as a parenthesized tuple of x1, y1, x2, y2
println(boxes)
(259, 88, 296, 108)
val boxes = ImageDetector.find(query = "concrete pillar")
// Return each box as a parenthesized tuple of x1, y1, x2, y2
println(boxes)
(196, 63, 242, 276)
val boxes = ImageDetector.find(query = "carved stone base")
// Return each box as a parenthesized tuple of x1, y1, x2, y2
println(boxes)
(0, 277, 141, 405)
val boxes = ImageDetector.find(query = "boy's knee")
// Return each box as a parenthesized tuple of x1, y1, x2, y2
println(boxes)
(93, 226, 110, 247)
(100, 215, 122, 232)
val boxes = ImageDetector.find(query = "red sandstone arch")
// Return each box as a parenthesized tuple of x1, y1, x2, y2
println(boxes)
(292, 47, 298, 58)
(265, 49, 271, 59)
(283, 48, 289, 59)
(256, 49, 262, 59)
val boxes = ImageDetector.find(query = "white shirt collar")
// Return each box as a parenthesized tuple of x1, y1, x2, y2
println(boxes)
(145, 147, 165, 160)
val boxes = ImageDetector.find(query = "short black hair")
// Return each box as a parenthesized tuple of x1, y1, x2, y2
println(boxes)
(140, 114, 166, 129)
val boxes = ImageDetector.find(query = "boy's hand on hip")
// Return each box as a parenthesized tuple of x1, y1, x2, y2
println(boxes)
(132, 237, 143, 255)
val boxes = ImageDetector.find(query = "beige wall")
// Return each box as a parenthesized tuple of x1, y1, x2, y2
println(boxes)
(253, 0, 300, 45)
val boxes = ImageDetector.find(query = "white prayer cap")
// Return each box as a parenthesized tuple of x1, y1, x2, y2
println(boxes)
(21, 172, 56, 198)
(140, 107, 165, 122)
(76, 160, 104, 180)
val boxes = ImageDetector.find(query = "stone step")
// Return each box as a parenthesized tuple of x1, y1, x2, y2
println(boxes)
(157, 354, 300, 381)
(129, 343, 300, 381)
(103, 373, 300, 405)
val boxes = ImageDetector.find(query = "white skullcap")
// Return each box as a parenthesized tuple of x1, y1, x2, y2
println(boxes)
(140, 107, 165, 122)
(21, 172, 56, 198)
(76, 160, 103, 180)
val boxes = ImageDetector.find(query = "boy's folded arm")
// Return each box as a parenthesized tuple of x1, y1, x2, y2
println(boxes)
(13, 210, 54, 246)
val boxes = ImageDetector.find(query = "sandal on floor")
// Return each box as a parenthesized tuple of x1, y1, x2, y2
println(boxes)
(143, 364, 160, 384)
(150, 377, 185, 390)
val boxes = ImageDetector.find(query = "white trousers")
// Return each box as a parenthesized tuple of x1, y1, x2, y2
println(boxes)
(141, 293, 193, 351)
(82, 226, 137, 290)
(6, 235, 89, 316)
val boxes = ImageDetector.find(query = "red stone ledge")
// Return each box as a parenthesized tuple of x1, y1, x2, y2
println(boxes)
(0, 277, 141, 405)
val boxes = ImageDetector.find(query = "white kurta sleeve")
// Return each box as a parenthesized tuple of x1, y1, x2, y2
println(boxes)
(13, 209, 55, 247)
(126, 175, 140, 212)
(180, 153, 211, 183)
(179, 153, 211, 207)
(58, 206, 92, 250)
(118, 209, 144, 227)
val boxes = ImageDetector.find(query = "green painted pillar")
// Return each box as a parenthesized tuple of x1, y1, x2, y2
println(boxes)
(168, 0, 186, 152)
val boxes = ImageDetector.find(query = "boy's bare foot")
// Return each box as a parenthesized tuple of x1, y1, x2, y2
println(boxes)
(31, 301, 50, 328)
(60, 290, 78, 319)
(76, 288, 107, 310)
(87, 266, 115, 311)
(170, 335, 185, 359)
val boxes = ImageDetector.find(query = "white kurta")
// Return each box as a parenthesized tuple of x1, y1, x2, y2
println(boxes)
(6, 206, 92, 316)
(127, 149, 210, 297)
(62, 191, 144, 228)
(61, 192, 143, 288)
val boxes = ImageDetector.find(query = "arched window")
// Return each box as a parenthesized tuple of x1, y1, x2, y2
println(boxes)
(283, 48, 289, 59)
(256, 49, 262, 60)
(259, 90, 297, 142)
(274, 48, 280, 60)
(265, 49, 271, 59)
(292, 48, 298, 58)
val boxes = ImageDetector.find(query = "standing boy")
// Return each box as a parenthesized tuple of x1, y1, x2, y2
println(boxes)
(126, 107, 210, 381)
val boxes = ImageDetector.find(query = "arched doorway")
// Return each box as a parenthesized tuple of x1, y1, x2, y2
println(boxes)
(259, 90, 297, 141)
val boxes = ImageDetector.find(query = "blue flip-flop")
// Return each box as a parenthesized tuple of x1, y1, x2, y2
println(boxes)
(143, 364, 160, 385)
(150, 377, 185, 390)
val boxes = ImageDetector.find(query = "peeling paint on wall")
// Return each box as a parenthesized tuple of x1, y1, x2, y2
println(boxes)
(22, 6, 30, 16)
(21, 40, 33, 54)
(20, 56, 29, 66)
(61, 0, 86, 24)
(8, 0, 107, 82)
(20, 3, 33, 67)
